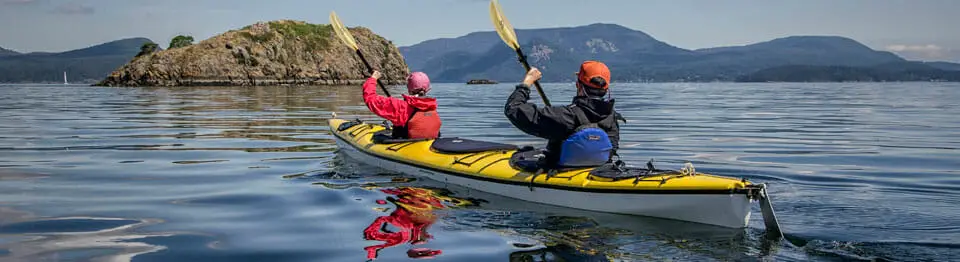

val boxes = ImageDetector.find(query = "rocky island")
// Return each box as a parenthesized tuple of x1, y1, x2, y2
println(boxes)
(96, 20, 409, 87)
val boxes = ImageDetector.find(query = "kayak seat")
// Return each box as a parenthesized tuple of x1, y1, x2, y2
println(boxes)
(430, 137, 518, 154)
(372, 130, 430, 144)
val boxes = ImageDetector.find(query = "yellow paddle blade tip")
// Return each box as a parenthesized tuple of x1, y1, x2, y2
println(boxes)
(489, 0, 520, 50)
(329, 10, 359, 50)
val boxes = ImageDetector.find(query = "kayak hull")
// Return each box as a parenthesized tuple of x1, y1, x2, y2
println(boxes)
(337, 139, 751, 228)
(329, 119, 755, 228)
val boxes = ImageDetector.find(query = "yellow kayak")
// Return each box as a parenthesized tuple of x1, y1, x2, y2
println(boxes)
(329, 118, 778, 229)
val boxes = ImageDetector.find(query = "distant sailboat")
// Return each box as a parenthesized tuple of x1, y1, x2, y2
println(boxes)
(63, 71, 68, 85)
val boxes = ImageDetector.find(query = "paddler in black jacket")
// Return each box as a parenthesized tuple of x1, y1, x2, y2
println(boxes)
(504, 60, 621, 168)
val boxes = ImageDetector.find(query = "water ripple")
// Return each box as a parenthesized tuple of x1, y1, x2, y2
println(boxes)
(0, 83, 958, 261)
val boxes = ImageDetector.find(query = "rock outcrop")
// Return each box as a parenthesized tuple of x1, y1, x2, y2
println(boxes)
(96, 20, 409, 86)
(466, 79, 497, 84)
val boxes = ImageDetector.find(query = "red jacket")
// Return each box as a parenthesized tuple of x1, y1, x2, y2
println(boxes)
(362, 77, 441, 136)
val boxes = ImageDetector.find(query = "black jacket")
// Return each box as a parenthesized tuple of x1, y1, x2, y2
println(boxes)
(504, 84, 621, 166)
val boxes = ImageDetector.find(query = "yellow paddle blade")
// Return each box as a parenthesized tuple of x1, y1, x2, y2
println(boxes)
(329, 11, 359, 51)
(489, 0, 519, 50)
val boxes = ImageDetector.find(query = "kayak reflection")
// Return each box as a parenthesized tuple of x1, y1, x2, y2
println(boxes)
(363, 187, 478, 260)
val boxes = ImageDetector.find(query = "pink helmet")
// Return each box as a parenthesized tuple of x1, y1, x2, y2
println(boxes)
(406, 72, 431, 95)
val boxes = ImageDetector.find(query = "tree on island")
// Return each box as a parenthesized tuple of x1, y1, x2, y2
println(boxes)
(137, 42, 159, 57)
(168, 35, 195, 49)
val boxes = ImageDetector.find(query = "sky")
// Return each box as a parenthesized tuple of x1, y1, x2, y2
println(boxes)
(1, 0, 958, 62)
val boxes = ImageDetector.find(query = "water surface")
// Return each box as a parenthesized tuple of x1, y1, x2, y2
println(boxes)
(0, 83, 958, 261)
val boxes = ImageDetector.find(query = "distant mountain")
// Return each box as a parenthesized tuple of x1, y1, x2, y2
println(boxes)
(400, 24, 910, 82)
(0, 38, 153, 83)
(736, 62, 960, 82)
(695, 36, 903, 67)
(55, 38, 149, 59)
(403, 23, 691, 82)
(0, 46, 19, 57)
(400, 23, 687, 73)
(684, 36, 905, 78)
(925, 61, 960, 71)
(399, 31, 503, 73)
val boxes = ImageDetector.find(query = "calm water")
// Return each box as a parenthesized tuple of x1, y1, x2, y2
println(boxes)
(0, 82, 958, 261)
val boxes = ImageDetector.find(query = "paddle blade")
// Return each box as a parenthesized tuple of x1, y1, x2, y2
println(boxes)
(489, 0, 520, 50)
(329, 11, 359, 51)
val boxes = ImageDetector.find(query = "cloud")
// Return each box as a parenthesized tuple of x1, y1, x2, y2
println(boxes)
(885, 44, 960, 62)
(2, 0, 38, 5)
(51, 2, 94, 15)
(885, 44, 943, 52)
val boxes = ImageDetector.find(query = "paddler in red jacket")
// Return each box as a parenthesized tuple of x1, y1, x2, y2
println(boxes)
(363, 71, 441, 139)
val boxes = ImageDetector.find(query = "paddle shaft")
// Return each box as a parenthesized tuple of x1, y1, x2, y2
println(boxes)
(514, 48, 551, 107)
(355, 50, 392, 97)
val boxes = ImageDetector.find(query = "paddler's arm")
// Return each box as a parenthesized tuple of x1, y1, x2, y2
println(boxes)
(361, 71, 408, 125)
(503, 68, 574, 139)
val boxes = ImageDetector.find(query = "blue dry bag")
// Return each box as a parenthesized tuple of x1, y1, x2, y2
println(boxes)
(556, 107, 613, 167)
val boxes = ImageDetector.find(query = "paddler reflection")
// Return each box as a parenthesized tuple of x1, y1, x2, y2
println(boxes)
(363, 187, 476, 260)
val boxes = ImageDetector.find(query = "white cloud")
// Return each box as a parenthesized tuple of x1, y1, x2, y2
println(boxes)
(51, 2, 94, 15)
(883, 44, 957, 61)
(885, 44, 943, 52)
(885, 44, 955, 61)
(1, 0, 37, 5)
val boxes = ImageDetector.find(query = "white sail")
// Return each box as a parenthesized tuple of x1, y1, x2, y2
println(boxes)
(63, 71, 68, 85)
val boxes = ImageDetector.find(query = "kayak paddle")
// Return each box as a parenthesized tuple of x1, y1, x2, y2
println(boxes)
(489, 0, 551, 106)
(330, 11, 391, 97)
